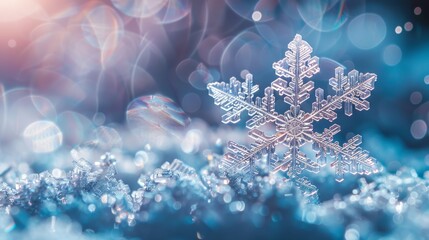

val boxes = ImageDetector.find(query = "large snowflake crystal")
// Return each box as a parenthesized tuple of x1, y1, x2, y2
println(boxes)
(208, 34, 379, 186)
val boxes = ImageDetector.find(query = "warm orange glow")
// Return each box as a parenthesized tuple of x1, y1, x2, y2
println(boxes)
(0, 0, 42, 22)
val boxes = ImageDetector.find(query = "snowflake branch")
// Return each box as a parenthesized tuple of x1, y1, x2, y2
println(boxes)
(208, 84, 283, 124)
(305, 132, 375, 168)
(225, 131, 285, 173)
(307, 70, 376, 122)
(305, 132, 377, 183)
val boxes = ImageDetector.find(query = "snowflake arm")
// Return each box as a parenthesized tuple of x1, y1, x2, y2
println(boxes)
(208, 74, 280, 129)
(223, 129, 280, 176)
(306, 67, 378, 182)
(272, 34, 320, 110)
(293, 177, 318, 197)
(310, 67, 377, 122)
(308, 131, 378, 182)
(273, 145, 320, 177)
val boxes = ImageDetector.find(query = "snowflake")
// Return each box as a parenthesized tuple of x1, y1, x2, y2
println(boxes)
(207, 34, 379, 188)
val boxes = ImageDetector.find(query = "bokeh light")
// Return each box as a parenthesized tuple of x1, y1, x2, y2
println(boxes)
(404, 22, 414, 31)
(383, 44, 402, 66)
(56, 111, 93, 146)
(410, 120, 427, 140)
(23, 120, 63, 153)
(188, 63, 215, 90)
(225, 0, 259, 21)
(410, 91, 423, 105)
(297, 0, 349, 32)
(156, 0, 192, 24)
(7, 39, 16, 48)
(347, 13, 386, 49)
(414, 7, 422, 16)
(181, 92, 202, 113)
(134, 150, 149, 168)
(126, 95, 190, 139)
(0, 0, 41, 22)
(92, 126, 122, 150)
(395, 26, 402, 34)
(252, 11, 262, 22)
(111, 0, 167, 18)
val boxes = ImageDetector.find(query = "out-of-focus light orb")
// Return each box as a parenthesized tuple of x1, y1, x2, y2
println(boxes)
(126, 95, 190, 138)
(344, 228, 360, 240)
(181, 92, 201, 113)
(221, 30, 274, 79)
(347, 13, 386, 49)
(188, 63, 214, 90)
(7, 39, 16, 48)
(52, 168, 64, 178)
(395, 26, 402, 34)
(57, 111, 93, 146)
(88, 204, 96, 212)
(30, 0, 83, 21)
(297, 0, 349, 32)
(176, 58, 199, 82)
(254, 0, 277, 22)
(410, 120, 427, 140)
(404, 22, 413, 31)
(23, 121, 63, 153)
(181, 129, 202, 154)
(111, 0, 167, 18)
(92, 126, 122, 150)
(414, 7, 422, 16)
(81, 5, 123, 52)
(229, 200, 246, 212)
(319, 57, 346, 78)
(383, 44, 402, 66)
(134, 151, 148, 168)
(410, 91, 423, 105)
(0, 0, 41, 22)
(156, 0, 191, 24)
(240, 69, 250, 79)
(252, 11, 262, 22)
(225, 0, 259, 21)
(424, 75, 429, 85)
(93, 112, 106, 126)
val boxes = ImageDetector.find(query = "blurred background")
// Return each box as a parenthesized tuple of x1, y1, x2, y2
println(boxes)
(0, 0, 429, 191)
(2, 1, 429, 239)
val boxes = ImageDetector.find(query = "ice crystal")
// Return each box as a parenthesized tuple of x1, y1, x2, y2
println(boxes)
(207, 34, 379, 190)
(0, 152, 210, 226)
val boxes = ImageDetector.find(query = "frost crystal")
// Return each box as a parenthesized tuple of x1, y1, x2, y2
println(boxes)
(207, 34, 379, 189)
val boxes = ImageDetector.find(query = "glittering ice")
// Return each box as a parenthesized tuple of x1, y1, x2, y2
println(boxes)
(208, 34, 379, 191)
(5, 131, 429, 239)
(311, 168, 429, 239)
(0, 145, 309, 231)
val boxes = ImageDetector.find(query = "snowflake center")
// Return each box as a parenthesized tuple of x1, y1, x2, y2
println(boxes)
(287, 118, 304, 137)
